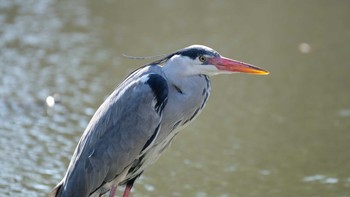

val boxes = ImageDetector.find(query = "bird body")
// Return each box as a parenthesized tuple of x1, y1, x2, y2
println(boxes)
(50, 45, 269, 197)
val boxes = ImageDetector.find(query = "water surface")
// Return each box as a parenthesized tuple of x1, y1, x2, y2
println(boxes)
(1, 0, 349, 196)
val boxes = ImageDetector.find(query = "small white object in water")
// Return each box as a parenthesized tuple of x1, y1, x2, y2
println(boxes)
(303, 174, 325, 182)
(259, 169, 271, 176)
(303, 175, 338, 184)
(144, 184, 155, 192)
(323, 177, 338, 184)
(46, 96, 55, 107)
(339, 109, 350, 117)
(298, 43, 311, 54)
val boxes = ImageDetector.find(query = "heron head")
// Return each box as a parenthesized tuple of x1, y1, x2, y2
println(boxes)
(161, 45, 269, 76)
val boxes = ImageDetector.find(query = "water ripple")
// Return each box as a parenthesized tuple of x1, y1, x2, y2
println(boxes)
(0, 0, 112, 196)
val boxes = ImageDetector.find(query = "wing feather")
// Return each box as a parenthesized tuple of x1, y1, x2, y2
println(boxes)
(51, 66, 168, 197)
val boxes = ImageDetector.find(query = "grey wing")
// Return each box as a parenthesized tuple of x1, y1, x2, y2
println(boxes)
(51, 71, 168, 197)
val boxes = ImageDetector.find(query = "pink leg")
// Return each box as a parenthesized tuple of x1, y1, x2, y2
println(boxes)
(122, 183, 133, 197)
(109, 185, 117, 197)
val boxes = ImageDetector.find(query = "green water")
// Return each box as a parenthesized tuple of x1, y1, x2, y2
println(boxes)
(1, 0, 349, 196)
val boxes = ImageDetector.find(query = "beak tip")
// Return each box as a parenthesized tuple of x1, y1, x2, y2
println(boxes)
(251, 69, 269, 75)
(255, 65, 270, 75)
(262, 70, 270, 75)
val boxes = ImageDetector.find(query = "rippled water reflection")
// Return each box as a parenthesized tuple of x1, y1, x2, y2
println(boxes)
(1, 0, 350, 196)
(0, 0, 110, 196)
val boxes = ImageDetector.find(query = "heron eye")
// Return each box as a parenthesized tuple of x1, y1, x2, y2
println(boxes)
(198, 55, 206, 62)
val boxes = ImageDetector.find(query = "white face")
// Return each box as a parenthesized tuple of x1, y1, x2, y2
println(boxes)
(164, 54, 225, 76)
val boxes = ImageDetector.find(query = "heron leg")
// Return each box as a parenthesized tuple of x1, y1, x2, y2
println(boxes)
(122, 176, 138, 197)
(122, 184, 132, 197)
(108, 185, 117, 197)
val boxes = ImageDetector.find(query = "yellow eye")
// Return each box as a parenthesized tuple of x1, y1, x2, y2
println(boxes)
(198, 55, 206, 62)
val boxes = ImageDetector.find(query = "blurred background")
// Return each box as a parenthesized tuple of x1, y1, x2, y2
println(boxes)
(0, 0, 349, 196)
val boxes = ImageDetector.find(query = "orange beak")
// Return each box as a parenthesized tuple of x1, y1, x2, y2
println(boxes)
(208, 56, 269, 75)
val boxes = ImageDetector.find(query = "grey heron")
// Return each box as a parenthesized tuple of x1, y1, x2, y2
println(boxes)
(50, 45, 269, 197)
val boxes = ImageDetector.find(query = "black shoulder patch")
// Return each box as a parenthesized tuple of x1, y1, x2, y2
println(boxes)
(146, 74, 168, 114)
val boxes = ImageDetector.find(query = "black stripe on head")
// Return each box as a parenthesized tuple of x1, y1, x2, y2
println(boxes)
(175, 46, 220, 60)
(148, 45, 220, 66)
